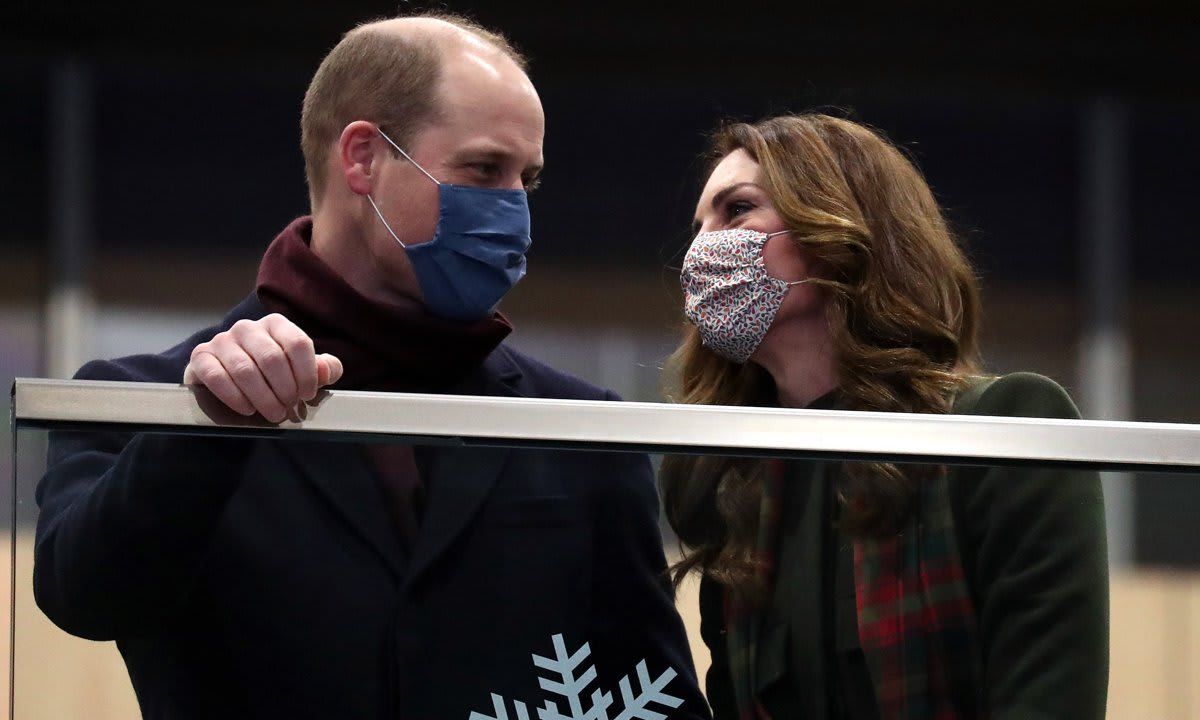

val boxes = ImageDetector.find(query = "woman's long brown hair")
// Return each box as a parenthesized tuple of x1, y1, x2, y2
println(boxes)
(661, 114, 983, 592)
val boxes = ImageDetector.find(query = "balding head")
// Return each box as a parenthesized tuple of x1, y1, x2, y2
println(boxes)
(300, 12, 527, 206)
(362, 15, 524, 58)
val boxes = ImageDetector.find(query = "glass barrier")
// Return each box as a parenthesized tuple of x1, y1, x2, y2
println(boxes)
(9, 384, 1200, 720)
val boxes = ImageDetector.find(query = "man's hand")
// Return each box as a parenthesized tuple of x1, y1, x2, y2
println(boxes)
(182, 314, 343, 423)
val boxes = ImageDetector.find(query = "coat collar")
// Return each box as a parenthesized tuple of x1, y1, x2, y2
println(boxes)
(221, 292, 525, 394)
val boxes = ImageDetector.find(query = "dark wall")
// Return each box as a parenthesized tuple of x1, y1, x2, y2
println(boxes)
(5, 1, 1199, 283)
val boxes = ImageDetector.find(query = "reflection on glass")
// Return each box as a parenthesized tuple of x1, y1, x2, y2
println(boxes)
(16, 430, 714, 719)
(8, 425, 1200, 719)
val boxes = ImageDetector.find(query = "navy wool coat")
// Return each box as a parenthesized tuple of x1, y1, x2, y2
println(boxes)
(33, 294, 710, 720)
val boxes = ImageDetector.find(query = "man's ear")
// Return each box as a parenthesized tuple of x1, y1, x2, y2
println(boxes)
(337, 120, 382, 196)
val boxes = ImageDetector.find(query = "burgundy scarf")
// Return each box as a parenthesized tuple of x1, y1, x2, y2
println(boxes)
(255, 216, 512, 393)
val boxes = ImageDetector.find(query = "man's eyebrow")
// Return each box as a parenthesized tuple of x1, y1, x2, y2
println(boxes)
(451, 147, 510, 162)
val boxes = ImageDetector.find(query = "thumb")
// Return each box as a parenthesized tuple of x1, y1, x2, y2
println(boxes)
(315, 353, 344, 388)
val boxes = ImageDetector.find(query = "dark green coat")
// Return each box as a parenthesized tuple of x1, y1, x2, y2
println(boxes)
(701, 373, 1110, 719)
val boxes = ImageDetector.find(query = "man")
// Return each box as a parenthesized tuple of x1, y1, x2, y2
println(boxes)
(34, 13, 709, 720)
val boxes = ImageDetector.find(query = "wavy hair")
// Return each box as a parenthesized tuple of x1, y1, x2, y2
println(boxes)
(661, 114, 982, 592)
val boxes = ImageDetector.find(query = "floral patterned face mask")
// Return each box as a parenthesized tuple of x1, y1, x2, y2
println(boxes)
(680, 227, 810, 364)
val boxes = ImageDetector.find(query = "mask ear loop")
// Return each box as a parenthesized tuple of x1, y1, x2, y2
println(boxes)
(377, 128, 440, 185)
(367, 194, 407, 249)
(763, 229, 812, 287)
(368, 127, 442, 249)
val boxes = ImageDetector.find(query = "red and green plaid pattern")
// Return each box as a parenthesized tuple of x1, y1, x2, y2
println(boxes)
(854, 470, 985, 719)
(725, 460, 984, 720)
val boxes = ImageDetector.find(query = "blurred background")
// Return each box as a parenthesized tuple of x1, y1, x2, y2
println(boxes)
(3, 1, 1199, 717)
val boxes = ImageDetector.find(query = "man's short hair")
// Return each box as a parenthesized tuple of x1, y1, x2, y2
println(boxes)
(300, 12, 527, 203)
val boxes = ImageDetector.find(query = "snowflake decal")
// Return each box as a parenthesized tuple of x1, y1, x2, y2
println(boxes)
(468, 633, 684, 720)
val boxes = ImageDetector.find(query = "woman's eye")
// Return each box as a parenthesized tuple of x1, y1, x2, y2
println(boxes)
(727, 200, 755, 218)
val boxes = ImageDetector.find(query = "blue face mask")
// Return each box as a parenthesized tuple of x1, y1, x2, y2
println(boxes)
(367, 128, 532, 322)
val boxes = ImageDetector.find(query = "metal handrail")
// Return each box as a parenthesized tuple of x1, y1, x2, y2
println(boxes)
(11, 378, 1200, 471)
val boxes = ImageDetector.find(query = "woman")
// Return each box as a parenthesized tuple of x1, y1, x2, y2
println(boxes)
(661, 114, 1108, 720)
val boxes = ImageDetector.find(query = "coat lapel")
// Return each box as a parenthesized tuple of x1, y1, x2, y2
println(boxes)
(280, 440, 407, 579)
(402, 445, 511, 589)
(760, 460, 831, 715)
(403, 347, 524, 590)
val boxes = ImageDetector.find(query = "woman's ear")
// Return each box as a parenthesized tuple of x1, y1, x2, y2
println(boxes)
(337, 120, 382, 197)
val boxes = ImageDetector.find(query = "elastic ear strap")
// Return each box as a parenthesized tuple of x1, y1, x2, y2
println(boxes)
(367, 194, 407, 248)
(377, 128, 440, 185)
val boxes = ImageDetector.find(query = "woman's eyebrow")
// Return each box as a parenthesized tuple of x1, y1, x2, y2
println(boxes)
(710, 182, 759, 211)
(693, 182, 760, 233)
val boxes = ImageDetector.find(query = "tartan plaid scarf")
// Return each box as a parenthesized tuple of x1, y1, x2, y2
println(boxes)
(725, 458, 985, 720)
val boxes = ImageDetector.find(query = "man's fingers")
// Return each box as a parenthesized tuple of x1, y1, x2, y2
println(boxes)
(324, 354, 344, 386)
(182, 316, 322, 422)
(316, 354, 343, 388)
(266, 314, 319, 401)
(235, 321, 299, 408)
(215, 342, 289, 423)
(184, 351, 256, 416)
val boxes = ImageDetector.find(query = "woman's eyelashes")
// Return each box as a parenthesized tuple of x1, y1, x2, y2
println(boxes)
(690, 197, 759, 234)
(724, 199, 757, 225)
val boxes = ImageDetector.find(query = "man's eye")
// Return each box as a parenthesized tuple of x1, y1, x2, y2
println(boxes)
(472, 163, 501, 177)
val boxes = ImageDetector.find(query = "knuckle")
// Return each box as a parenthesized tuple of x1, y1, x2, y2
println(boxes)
(210, 333, 236, 352)
(198, 335, 228, 355)
(258, 347, 287, 369)
(228, 357, 259, 380)
(264, 313, 293, 331)
(232, 320, 265, 340)
(195, 363, 224, 386)
(284, 335, 314, 356)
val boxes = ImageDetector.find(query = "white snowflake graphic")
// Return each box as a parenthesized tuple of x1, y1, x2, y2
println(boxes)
(468, 633, 685, 720)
